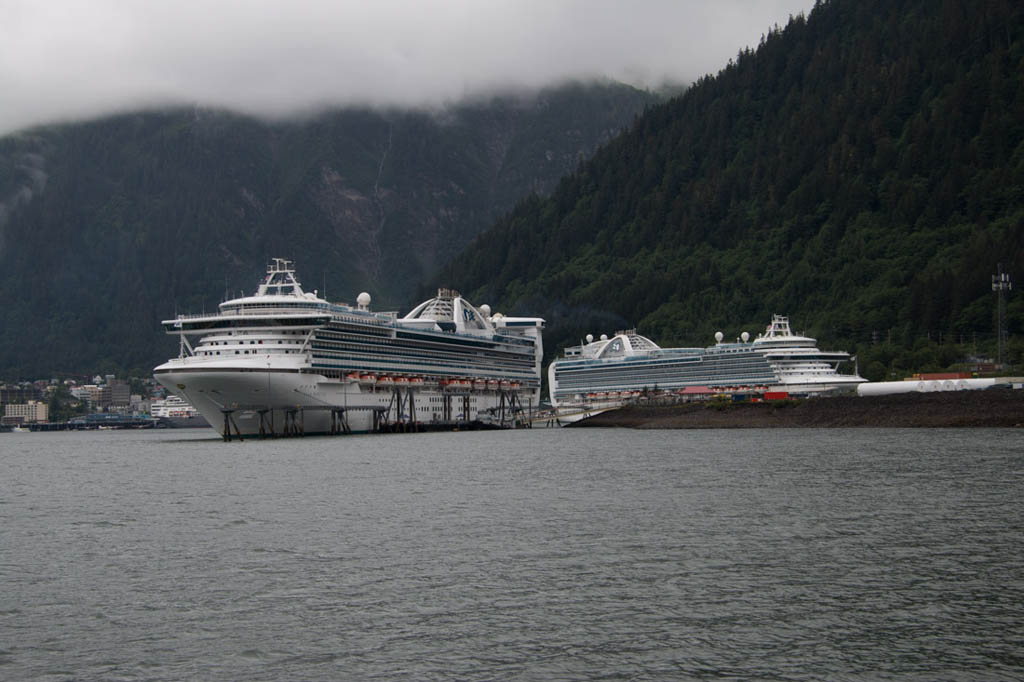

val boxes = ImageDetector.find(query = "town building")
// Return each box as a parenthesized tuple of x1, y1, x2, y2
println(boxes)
(3, 400, 49, 425)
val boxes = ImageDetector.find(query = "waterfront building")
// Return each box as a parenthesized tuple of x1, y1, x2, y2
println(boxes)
(3, 400, 49, 424)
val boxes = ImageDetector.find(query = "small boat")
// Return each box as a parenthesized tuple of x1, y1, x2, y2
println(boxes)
(359, 374, 377, 385)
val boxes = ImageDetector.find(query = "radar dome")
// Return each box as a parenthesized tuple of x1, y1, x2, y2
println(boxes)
(741, 331, 750, 342)
(357, 292, 371, 309)
(586, 334, 594, 343)
(714, 331, 724, 343)
(479, 304, 491, 317)
(600, 334, 608, 341)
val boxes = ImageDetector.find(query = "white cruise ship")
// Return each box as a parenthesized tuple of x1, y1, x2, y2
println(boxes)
(154, 259, 544, 436)
(548, 314, 864, 413)
(149, 394, 199, 418)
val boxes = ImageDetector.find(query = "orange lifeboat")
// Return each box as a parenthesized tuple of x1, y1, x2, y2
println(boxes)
(394, 376, 410, 387)
(346, 371, 361, 383)
(487, 379, 499, 390)
(359, 374, 377, 385)
(472, 379, 487, 390)
(410, 376, 425, 387)
(377, 376, 394, 387)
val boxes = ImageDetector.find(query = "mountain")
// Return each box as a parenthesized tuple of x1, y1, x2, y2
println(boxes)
(435, 0, 1024, 380)
(0, 82, 658, 378)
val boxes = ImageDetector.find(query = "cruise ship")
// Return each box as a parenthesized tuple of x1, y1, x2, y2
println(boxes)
(154, 259, 544, 436)
(547, 315, 864, 413)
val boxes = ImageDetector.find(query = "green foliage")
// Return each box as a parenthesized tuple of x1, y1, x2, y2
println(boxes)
(0, 83, 657, 378)
(436, 0, 1024, 371)
(46, 384, 87, 422)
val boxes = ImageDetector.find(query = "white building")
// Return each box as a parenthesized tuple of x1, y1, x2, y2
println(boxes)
(4, 400, 49, 424)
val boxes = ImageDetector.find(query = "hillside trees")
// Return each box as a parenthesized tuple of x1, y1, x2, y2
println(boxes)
(436, 0, 1024, 374)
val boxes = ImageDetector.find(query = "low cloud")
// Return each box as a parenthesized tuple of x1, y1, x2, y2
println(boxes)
(1, 0, 813, 137)
(0, 150, 48, 256)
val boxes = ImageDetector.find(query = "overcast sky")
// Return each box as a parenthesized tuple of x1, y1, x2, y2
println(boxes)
(1, 0, 815, 138)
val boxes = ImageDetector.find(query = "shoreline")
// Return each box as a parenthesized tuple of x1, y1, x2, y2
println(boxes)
(567, 389, 1024, 429)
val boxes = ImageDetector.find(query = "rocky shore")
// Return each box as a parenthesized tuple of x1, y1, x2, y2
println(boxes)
(568, 388, 1024, 429)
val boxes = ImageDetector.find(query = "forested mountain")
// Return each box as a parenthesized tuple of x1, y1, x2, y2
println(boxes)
(0, 82, 657, 378)
(435, 0, 1024, 380)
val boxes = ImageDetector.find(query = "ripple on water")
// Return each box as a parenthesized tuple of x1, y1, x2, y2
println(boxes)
(1, 427, 1022, 680)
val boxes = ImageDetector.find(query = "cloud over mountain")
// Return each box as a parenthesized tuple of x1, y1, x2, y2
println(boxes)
(1, 0, 813, 137)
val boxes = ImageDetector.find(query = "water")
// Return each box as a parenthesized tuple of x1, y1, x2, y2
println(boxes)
(1, 427, 1022, 681)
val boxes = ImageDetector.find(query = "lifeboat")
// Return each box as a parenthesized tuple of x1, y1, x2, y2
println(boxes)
(394, 376, 410, 387)
(487, 379, 499, 390)
(346, 371, 361, 383)
(473, 379, 487, 390)
(499, 380, 511, 390)
(510, 382, 520, 390)
(359, 374, 377, 385)
(409, 376, 425, 387)
(377, 376, 394, 387)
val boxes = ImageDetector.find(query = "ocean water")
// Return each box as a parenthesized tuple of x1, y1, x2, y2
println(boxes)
(1, 427, 1022, 681)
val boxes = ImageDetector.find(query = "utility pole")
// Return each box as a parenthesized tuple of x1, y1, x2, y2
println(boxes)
(992, 264, 1012, 367)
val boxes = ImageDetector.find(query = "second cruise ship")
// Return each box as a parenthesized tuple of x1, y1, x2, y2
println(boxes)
(548, 315, 865, 414)
(154, 259, 544, 436)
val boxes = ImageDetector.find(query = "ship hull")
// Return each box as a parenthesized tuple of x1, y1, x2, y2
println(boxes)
(155, 366, 531, 436)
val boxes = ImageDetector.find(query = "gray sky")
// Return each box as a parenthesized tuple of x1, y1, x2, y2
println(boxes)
(1, 0, 815, 137)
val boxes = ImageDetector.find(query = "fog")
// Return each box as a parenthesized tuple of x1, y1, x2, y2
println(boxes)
(0, 0, 814, 137)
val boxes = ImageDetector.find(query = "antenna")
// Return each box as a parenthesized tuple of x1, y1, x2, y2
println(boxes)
(992, 264, 1012, 367)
